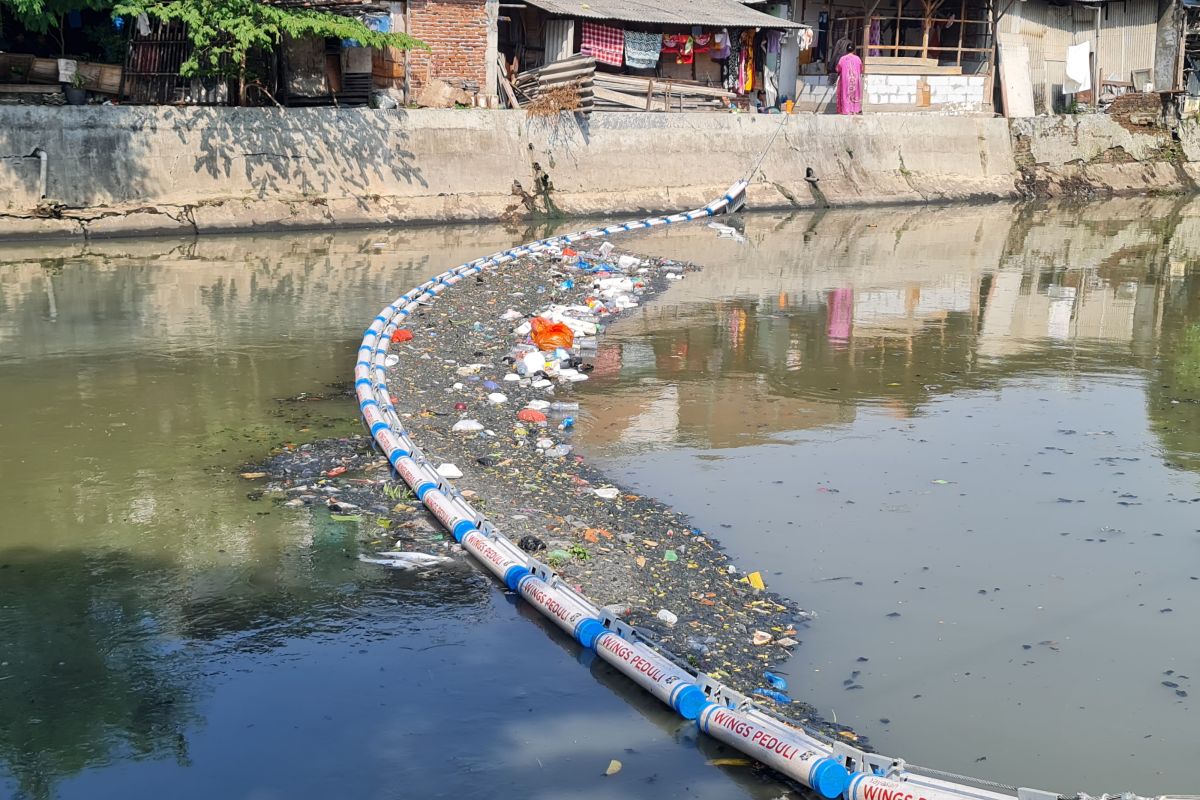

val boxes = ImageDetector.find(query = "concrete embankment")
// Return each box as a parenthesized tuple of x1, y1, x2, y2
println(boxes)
(0, 105, 1194, 240)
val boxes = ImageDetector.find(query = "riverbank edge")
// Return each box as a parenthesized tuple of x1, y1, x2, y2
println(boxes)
(3, 106, 1198, 242)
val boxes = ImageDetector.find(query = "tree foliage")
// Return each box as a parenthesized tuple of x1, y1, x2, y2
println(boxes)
(1, 0, 113, 37)
(110, 0, 425, 78)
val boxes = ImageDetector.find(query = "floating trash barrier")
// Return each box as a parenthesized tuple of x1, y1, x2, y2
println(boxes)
(354, 175, 1195, 800)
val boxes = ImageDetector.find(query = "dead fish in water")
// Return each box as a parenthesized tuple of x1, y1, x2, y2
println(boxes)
(358, 551, 453, 570)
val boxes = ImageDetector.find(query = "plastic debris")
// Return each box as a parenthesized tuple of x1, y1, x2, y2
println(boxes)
(656, 609, 679, 626)
(753, 688, 793, 704)
(358, 551, 452, 569)
(517, 408, 547, 423)
(764, 671, 789, 691)
(752, 631, 773, 646)
(518, 535, 546, 552)
(451, 419, 485, 433)
(486, 392, 508, 404)
(605, 760, 622, 776)
(530, 317, 574, 351)
(436, 463, 464, 479)
(747, 571, 766, 591)
(392, 329, 413, 343)
(594, 487, 619, 500)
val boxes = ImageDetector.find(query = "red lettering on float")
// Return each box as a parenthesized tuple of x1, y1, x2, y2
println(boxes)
(523, 583, 578, 624)
(861, 780, 926, 800)
(464, 534, 510, 570)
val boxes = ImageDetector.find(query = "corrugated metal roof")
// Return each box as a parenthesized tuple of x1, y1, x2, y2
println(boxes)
(520, 0, 806, 28)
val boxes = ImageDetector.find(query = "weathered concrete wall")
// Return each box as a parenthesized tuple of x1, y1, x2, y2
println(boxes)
(3, 103, 1199, 241)
(0, 106, 1015, 239)
(1010, 95, 1198, 198)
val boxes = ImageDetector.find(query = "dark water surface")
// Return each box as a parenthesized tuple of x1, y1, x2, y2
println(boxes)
(580, 199, 1200, 796)
(0, 231, 787, 800)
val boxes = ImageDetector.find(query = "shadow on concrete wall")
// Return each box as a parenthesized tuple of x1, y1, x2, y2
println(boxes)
(158, 107, 428, 200)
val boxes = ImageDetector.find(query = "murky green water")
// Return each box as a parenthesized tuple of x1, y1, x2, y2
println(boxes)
(0, 230, 787, 800)
(581, 199, 1200, 796)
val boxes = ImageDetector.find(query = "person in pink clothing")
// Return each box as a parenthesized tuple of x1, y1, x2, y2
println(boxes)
(834, 42, 863, 115)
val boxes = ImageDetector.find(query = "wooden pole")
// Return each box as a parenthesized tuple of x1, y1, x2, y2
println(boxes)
(895, 0, 904, 55)
(957, 0, 966, 65)
(921, 0, 932, 59)
(987, 0, 1000, 112)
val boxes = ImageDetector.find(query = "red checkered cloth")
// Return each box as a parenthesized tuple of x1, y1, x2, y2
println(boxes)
(581, 21, 624, 67)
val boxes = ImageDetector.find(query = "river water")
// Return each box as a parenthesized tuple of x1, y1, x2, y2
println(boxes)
(2, 201, 1197, 799)
(581, 198, 1200, 796)
(0, 231, 788, 800)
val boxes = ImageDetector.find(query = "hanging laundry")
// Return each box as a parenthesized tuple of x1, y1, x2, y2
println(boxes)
(765, 29, 783, 54)
(741, 30, 756, 92)
(624, 31, 662, 69)
(676, 36, 695, 65)
(661, 33, 687, 54)
(868, 19, 881, 57)
(1064, 41, 1091, 93)
(694, 32, 714, 53)
(711, 28, 731, 59)
(581, 21, 624, 67)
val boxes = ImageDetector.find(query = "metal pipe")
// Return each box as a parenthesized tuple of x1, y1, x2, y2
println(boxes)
(30, 147, 47, 199)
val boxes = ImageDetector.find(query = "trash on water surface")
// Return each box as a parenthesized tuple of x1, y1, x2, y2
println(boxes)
(594, 487, 619, 500)
(764, 671, 788, 691)
(752, 631, 773, 646)
(753, 688, 793, 704)
(358, 551, 453, 570)
(530, 317, 574, 351)
(392, 329, 413, 343)
(656, 609, 679, 626)
(604, 759, 622, 776)
(451, 419, 484, 433)
(746, 571, 766, 590)
(436, 463, 463, 478)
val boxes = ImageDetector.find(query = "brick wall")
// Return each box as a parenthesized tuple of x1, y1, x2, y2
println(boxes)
(407, 0, 489, 93)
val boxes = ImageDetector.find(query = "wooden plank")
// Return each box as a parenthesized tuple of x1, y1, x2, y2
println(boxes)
(864, 56, 938, 67)
(0, 84, 61, 93)
(593, 85, 666, 110)
(997, 38, 1034, 117)
(866, 64, 962, 74)
(496, 55, 519, 108)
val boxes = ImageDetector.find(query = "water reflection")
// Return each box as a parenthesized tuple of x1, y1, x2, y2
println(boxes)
(581, 198, 1200, 794)
(584, 198, 1199, 466)
(0, 226, 796, 800)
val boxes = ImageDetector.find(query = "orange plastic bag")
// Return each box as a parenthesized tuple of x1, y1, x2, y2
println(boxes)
(530, 317, 574, 351)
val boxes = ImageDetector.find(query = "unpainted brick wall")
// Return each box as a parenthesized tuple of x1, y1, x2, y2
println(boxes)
(408, 0, 489, 92)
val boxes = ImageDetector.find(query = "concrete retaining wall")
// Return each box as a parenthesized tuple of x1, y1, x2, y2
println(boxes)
(1011, 109, 1198, 197)
(0, 104, 1195, 240)
(0, 107, 1014, 238)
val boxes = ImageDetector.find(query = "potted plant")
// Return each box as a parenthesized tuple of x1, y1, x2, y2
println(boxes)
(64, 72, 88, 105)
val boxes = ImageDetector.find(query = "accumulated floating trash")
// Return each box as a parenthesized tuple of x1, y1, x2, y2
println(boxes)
(350, 173, 1178, 800)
